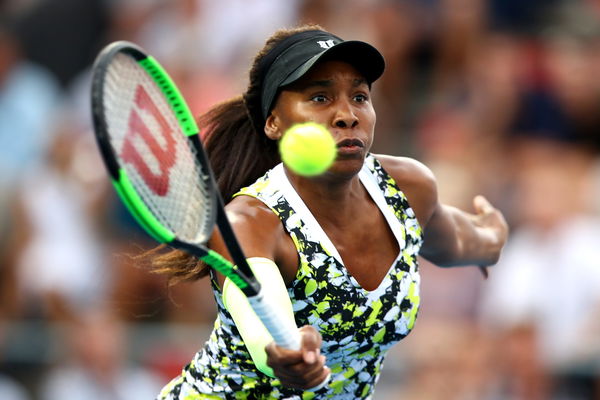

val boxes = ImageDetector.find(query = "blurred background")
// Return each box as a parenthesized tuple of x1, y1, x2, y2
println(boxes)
(1, 0, 600, 399)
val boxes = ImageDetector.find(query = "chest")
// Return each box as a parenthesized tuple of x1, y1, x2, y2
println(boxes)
(321, 206, 400, 291)
(288, 205, 420, 352)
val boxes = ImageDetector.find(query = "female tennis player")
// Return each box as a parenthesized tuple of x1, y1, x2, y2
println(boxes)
(153, 25, 508, 399)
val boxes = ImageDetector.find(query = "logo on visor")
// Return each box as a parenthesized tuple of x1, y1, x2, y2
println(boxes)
(317, 40, 335, 49)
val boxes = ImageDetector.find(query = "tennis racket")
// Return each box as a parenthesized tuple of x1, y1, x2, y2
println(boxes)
(90, 41, 305, 358)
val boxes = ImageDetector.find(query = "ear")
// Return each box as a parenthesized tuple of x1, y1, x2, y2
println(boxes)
(264, 113, 283, 141)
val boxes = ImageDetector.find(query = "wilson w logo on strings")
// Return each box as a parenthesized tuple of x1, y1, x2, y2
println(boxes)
(121, 85, 177, 196)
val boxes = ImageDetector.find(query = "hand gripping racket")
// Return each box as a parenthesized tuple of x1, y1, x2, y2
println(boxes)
(90, 42, 329, 389)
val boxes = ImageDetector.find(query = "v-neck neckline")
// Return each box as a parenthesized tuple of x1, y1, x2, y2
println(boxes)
(273, 162, 406, 294)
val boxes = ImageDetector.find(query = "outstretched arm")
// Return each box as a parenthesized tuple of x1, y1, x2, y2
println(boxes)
(376, 155, 508, 271)
(419, 195, 508, 268)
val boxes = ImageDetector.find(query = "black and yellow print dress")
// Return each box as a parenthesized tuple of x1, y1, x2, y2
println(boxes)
(158, 154, 423, 400)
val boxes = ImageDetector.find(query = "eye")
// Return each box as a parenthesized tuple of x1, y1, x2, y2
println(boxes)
(310, 94, 328, 103)
(353, 93, 369, 103)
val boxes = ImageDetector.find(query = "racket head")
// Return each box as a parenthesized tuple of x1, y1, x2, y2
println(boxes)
(91, 41, 217, 248)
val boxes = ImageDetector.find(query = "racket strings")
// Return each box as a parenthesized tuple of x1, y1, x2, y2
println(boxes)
(103, 54, 214, 243)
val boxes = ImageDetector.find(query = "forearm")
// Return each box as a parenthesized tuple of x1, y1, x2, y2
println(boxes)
(223, 258, 330, 389)
(223, 257, 295, 377)
(421, 200, 507, 267)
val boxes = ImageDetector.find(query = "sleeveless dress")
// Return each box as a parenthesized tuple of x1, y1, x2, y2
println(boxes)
(158, 154, 423, 399)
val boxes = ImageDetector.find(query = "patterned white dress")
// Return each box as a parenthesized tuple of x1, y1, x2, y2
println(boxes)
(158, 154, 423, 399)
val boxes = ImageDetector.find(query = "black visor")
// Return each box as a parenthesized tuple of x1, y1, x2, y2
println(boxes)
(260, 30, 385, 120)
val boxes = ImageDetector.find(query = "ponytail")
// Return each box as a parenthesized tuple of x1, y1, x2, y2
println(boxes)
(144, 24, 324, 285)
(202, 96, 279, 202)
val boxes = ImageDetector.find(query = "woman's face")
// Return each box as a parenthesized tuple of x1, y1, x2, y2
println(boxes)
(266, 60, 376, 177)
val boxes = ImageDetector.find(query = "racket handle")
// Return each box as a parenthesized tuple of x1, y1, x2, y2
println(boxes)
(247, 292, 301, 350)
(247, 291, 331, 392)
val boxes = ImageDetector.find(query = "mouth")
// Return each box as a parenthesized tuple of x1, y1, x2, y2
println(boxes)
(337, 138, 365, 155)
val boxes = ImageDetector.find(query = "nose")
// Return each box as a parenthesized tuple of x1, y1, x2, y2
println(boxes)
(332, 99, 358, 129)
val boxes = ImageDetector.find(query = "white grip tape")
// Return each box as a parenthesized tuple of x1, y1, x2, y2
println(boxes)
(247, 290, 331, 392)
(247, 292, 301, 350)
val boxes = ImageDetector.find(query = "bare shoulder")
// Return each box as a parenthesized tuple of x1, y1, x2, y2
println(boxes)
(225, 195, 283, 248)
(225, 195, 298, 283)
(226, 195, 278, 223)
(373, 154, 436, 187)
(372, 154, 439, 227)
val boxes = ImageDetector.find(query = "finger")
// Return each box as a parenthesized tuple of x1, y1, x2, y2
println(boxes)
(473, 195, 494, 215)
(280, 371, 330, 391)
(299, 326, 322, 365)
(275, 354, 327, 382)
(304, 365, 331, 390)
(265, 342, 304, 367)
(266, 327, 322, 369)
(307, 369, 331, 392)
(278, 361, 330, 389)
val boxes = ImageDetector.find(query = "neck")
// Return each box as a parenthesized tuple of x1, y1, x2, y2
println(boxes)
(284, 167, 367, 224)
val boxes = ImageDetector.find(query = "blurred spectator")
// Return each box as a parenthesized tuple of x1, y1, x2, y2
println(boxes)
(0, 14, 62, 320)
(0, 375, 29, 400)
(0, 16, 61, 214)
(487, 0, 560, 33)
(465, 31, 529, 144)
(510, 1, 600, 153)
(479, 139, 600, 399)
(12, 124, 109, 321)
(14, 0, 110, 88)
(39, 308, 162, 400)
(380, 319, 496, 400)
(0, 322, 30, 400)
(367, 0, 423, 154)
(431, 0, 487, 98)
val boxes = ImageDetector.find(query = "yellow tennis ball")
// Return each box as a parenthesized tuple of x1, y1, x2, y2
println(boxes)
(279, 122, 336, 176)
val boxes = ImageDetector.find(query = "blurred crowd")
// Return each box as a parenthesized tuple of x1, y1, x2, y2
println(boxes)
(1, 0, 600, 399)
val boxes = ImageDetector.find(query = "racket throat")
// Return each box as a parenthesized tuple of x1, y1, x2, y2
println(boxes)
(172, 239, 261, 295)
